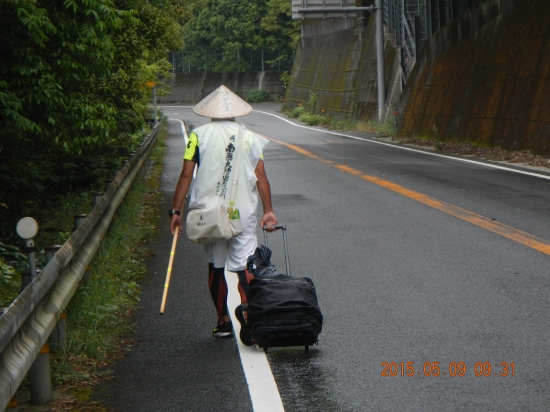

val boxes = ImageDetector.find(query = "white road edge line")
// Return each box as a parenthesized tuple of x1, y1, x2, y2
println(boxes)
(166, 115, 285, 412)
(168, 118, 189, 145)
(226, 269, 286, 412)
(168, 118, 197, 178)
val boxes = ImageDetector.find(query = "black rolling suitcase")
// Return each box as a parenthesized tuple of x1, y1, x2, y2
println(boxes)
(247, 226, 323, 351)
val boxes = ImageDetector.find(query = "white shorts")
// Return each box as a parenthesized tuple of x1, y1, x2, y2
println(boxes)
(204, 232, 257, 272)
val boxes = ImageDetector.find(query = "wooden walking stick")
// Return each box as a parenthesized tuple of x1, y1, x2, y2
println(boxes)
(160, 226, 179, 314)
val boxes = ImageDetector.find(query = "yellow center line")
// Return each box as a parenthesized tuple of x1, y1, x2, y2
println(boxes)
(264, 135, 550, 256)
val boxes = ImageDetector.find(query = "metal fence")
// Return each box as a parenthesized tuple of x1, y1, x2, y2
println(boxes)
(0, 125, 160, 411)
(169, 49, 294, 74)
(291, 0, 364, 19)
(383, 0, 474, 80)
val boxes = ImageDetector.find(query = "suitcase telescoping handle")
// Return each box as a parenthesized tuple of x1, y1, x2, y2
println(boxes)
(262, 225, 291, 277)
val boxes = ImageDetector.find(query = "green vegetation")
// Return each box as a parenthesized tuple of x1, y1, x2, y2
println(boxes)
(288, 104, 327, 126)
(0, 243, 26, 307)
(0, 0, 180, 317)
(181, 0, 299, 72)
(289, 105, 305, 118)
(302, 113, 328, 126)
(281, 71, 291, 89)
(0, 189, 99, 307)
(307, 90, 318, 110)
(51, 123, 165, 388)
(0, 0, 184, 241)
(1, 122, 165, 409)
(330, 116, 396, 136)
(287, 103, 396, 135)
(246, 89, 272, 102)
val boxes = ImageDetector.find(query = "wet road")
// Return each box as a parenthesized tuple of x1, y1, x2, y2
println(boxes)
(99, 103, 550, 411)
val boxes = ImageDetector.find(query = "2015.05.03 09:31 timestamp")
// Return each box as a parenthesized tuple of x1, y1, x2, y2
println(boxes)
(381, 361, 515, 377)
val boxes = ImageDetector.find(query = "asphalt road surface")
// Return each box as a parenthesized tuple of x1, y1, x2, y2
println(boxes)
(96, 103, 550, 411)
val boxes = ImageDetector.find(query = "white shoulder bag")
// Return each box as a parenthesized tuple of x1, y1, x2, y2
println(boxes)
(186, 126, 244, 244)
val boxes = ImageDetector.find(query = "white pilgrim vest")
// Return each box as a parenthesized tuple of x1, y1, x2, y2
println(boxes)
(188, 120, 268, 235)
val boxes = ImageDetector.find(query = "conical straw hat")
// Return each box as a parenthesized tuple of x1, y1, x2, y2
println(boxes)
(193, 85, 253, 119)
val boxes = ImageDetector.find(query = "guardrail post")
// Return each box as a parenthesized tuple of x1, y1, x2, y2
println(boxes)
(29, 343, 53, 404)
(20, 269, 32, 291)
(48, 310, 66, 353)
(45, 245, 61, 264)
(46, 245, 66, 353)
(92, 192, 104, 207)
(73, 214, 87, 232)
(14, 218, 53, 404)
(21, 268, 41, 292)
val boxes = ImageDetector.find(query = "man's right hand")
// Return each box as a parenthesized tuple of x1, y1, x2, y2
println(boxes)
(170, 215, 183, 236)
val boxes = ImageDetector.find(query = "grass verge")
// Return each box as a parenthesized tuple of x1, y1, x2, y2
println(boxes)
(286, 104, 396, 136)
(283, 104, 550, 169)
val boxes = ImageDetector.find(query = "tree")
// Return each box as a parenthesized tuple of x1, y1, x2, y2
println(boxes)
(181, 0, 298, 72)
(0, 0, 184, 151)
(0, 0, 124, 150)
(260, 0, 300, 65)
(0, 0, 185, 238)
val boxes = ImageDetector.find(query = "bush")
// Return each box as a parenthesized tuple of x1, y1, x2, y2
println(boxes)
(0, 242, 27, 307)
(307, 90, 318, 109)
(377, 115, 396, 136)
(246, 89, 271, 103)
(0, 136, 131, 240)
(287, 105, 327, 125)
(300, 113, 327, 126)
(280, 71, 290, 89)
(330, 118, 356, 131)
(289, 106, 304, 118)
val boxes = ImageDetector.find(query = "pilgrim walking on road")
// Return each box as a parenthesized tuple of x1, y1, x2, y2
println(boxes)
(169, 85, 278, 345)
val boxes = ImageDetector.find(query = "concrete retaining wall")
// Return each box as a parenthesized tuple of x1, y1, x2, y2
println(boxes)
(158, 71, 286, 103)
(283, 14, 402, 121)
(397, 0, 550, 155)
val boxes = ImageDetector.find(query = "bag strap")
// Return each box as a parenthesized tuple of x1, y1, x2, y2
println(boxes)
(227, 124, 244, 205)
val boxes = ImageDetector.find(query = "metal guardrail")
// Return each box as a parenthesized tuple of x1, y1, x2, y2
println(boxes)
(0, 124, 160, 410)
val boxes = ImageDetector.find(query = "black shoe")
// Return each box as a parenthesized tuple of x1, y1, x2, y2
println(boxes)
(234, 304, 253, 346)
(212, 321, 233, 338)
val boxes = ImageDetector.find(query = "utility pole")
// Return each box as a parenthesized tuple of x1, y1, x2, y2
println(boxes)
(376, 0, 385, 121)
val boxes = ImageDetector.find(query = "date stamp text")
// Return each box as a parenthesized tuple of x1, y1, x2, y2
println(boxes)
(381, 361, 515, 377)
